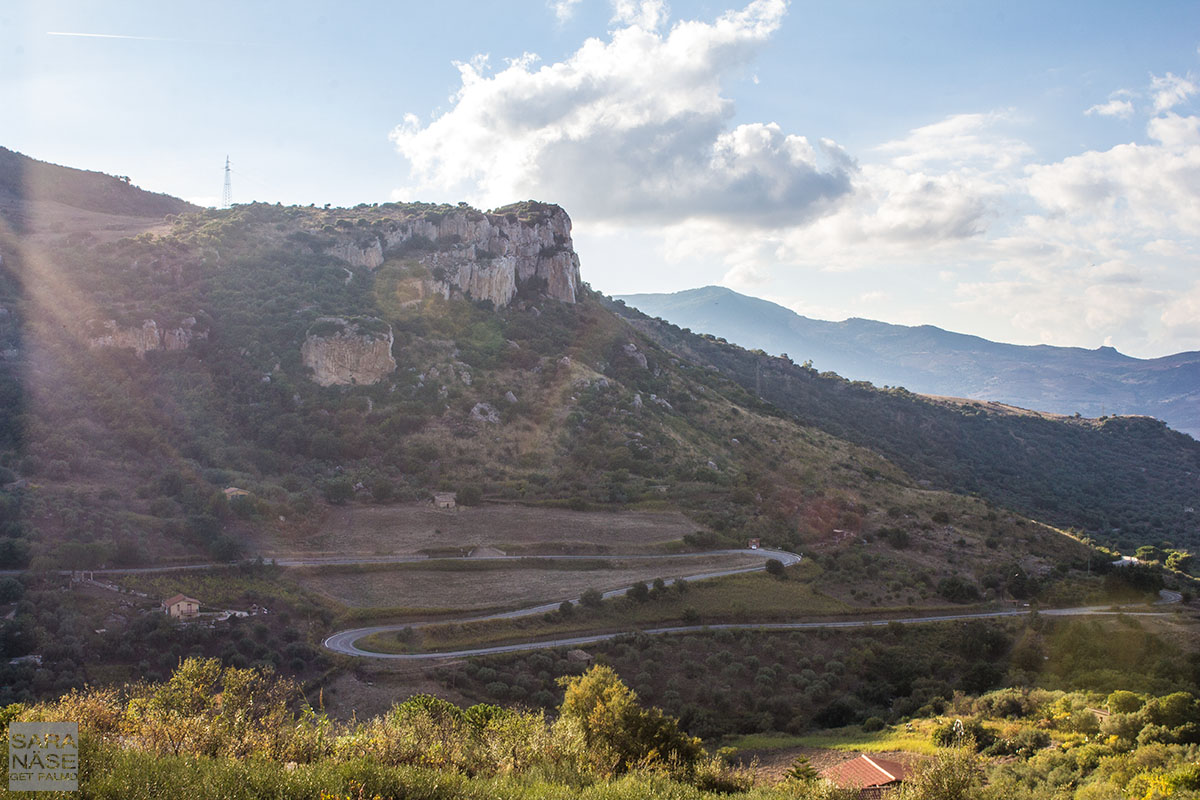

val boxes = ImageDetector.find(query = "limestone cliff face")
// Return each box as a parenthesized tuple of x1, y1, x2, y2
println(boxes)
(87, 317, 206, 357)
(301, 317, 396, 387)
(325, 202, 582, 308)
(327, 238, 384, 270)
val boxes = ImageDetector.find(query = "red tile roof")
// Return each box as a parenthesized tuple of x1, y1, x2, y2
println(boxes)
(820, 755, 909, 789)
(163, 594, 200, 607)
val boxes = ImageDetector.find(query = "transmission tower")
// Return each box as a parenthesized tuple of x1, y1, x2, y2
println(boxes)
(221, 156, 232, 209)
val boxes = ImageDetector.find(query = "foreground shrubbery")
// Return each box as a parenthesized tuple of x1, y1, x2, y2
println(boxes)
(0, 659, 791, 799)
(3, 658, 1198, 799)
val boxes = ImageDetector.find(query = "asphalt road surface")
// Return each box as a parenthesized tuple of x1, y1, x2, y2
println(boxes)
(324, 604, 1176, 660)
(322, 547, 1180, 660)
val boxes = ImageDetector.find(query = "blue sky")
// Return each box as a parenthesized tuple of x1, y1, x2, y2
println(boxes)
(6, 1, 1200, 357)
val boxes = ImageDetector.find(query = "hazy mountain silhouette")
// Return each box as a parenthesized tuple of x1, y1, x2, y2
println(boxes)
(617, 286, 1200, 438)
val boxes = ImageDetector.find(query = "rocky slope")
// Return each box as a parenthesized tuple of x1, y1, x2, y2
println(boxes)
(300, 317, 397, 386)
(86, 316, 207, 357)
(323, 201, 582, 308)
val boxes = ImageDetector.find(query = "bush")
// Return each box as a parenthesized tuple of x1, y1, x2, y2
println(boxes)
(457, 485, 482, 506)
(321, 478, 354, 505)
(937, 576, 980, 603)
(557, 664, 702, 776)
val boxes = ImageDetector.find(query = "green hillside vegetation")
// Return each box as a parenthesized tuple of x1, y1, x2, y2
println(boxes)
(3, 655, 1198, 800)
(0, 197, 1196, 709)
(0, 199, 1147, 574)
(612, 298, 1200, 553)
(425, 615, 1200, 741)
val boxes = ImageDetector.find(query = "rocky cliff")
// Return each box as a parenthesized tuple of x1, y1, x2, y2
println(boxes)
(325, 202, 582, 308)
(87, 317, 207, 357)
(300, 317, 397, 387)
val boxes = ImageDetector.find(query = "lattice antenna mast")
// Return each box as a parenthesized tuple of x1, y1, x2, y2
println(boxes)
(221, 156, 232, 209)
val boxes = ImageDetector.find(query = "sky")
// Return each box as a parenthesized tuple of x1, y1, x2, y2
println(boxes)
(5, 0, 1200, 358)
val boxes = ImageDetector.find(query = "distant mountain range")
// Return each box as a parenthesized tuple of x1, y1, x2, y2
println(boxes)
(616, 286, 1200, 438)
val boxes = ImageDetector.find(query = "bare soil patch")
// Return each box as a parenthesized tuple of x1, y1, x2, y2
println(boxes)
(264, 503, 702, 558)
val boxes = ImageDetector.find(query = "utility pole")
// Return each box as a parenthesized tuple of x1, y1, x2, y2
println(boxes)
(221, 156, 232, 209)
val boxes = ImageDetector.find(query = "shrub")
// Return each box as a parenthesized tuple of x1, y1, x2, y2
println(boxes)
(557, 664, 702, 776)
(321, 478, 354, 505)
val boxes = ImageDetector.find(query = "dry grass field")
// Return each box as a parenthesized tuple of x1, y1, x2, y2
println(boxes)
(300, 553, 762, 610)
(259, 503, 703, 557)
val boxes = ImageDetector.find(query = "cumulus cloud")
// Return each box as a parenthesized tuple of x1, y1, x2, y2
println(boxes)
(1026, 110, 1200, 237)
(391, 0, 852, 226)
(875, 112, 1032, 171)
(1161, 282, 1200, 338)
(1151, 72, 1197, 112)
(611, 0, 668, 29)
(390, 12, 1200, 356)
(550, 0, 583, 23)
(1085, 98, 1134, 118)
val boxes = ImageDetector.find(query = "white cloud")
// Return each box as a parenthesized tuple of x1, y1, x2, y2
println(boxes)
(1151, 72, 1197, 112)
(1161, 282, 1200, 338)
(1085, 98, 1134, 118)
(390, 15, 1200, 357)
(611, 0, 668, 29)
(391, 0, 852, 226)
(875, 112, 1032, 171)
(550, 0, 583, 23)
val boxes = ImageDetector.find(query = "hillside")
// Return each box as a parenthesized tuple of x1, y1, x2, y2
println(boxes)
(611, 298, 1200, 552)
(618, 286, 1200, 438)
(0, 146, 197, 232)
(0, 177, 1195, 566)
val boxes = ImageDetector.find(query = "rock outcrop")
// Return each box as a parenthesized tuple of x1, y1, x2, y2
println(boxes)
(325, 202, 582, 308)
(301, 317, 396, 387)
(327, 238, 384, 270)
(87, 317, 206, 357)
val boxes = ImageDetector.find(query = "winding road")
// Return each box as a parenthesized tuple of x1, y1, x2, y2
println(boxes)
(321, 549, 1181, 660)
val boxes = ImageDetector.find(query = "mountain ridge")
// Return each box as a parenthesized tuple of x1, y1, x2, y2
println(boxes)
(616, 286, 1200, 437)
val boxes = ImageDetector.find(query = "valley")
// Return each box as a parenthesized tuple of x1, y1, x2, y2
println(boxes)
(0, 150, 1197, 800)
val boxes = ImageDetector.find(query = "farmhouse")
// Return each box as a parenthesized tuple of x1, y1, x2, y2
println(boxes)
(819, 755, 909, 798)
(432, 491, 457, 509)
(162, 594, 201, 619)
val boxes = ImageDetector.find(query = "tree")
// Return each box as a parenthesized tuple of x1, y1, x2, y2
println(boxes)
(784, 755, 818, 782)
(457, 485, 483, 506)
(1166, 550, 1193, 573)
(0, 576, 23, 603)
(1107, 689, 1143, 714)
(581, 588, 603, 609)
(557, 664, 702, 776)
(896, 745, 980, 800)
(321, 477, 354, 505)
(765, 558, 786, 578)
